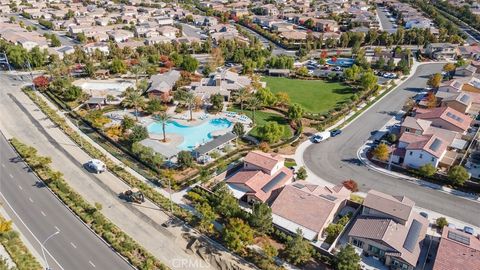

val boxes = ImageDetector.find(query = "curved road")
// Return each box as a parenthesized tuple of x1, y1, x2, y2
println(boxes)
(304, 63, 480, 226)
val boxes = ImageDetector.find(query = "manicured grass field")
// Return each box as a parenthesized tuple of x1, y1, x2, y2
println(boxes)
(229, 107, 292, 139)
(262, 76, 355, 114)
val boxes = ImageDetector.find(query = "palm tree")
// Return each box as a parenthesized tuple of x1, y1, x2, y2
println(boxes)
(184, 91, 196, 121)
(156, 112, 171, 142)
(247, 96, 261, 125)
(122, 90, 145, 121)
(237, 88, 251, 112)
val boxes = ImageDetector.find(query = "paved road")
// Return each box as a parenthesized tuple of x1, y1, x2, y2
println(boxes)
(376, 5, 397, 33)
(303, 63, 480, 226)
(180, 23, 203, 39)
(235, 24, 296, 57)
(14, 14, 78, 47)
(0, 135, 133, 270)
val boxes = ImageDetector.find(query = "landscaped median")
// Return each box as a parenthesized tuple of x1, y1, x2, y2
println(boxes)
(9, 138, 169, 270)
(0, 214, 42, 270)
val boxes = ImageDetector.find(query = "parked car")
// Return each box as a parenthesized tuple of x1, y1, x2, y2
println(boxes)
(420, 212, 429, 219)
(330, 129, 342, 137)
(312, 131, 330, 143)
(85, 159, 106, 174)
(464, 226, 474, 235)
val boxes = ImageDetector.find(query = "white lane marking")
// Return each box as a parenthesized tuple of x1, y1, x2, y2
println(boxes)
(70, 242, 77, 249)
(28, 197, 33, 203)
(9, 174, 13, 178)
(40, 211, 46, 217)
(0, 192, 65, 270)
(18, 185, 22, 190)
(88, 260, 96, 268)
(54, 226, 60, 232)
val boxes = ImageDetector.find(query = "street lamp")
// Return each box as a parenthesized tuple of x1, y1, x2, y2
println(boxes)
(41, 230, 60, 270)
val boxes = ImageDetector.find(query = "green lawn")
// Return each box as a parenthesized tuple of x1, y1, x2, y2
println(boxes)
(229, 107, 292, 139)
(262, 76, 355, 114)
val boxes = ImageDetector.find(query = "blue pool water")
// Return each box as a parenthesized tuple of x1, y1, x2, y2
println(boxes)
(148, 118, 232, 150)
(326, 58, 355, 67)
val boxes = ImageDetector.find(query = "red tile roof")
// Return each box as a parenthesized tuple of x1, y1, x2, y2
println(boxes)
(243, 151, 284, 172)
(415, 106, 472, 132)
(433, 227, 480, 270)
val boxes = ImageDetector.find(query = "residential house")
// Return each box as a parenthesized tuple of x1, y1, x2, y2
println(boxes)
(432, 227, 480, 270)
(226, 151, 294, 204)
(440, 92, 472, 114)
(158, 26, 179, 38)
(270, 181, 351, 241)
(146, 69, 181, 101)
(347, 190, 428, 270)
(395, 132, 449, 168)
(107, 29, 134, 43)
(455, 65, 478, 77)
(83, 42, 110, 55)
(315, 19, 339, 32)
(414, 106, 472, 134)
(425, 43, 459, 60)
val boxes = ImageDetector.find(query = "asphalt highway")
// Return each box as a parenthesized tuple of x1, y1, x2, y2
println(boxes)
(303, 63, 480, 226)
(0, 134, 133, 270)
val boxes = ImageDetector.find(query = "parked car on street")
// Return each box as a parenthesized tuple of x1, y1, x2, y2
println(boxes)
(312, 131, 330, 143)
(330, 129, 342, 137)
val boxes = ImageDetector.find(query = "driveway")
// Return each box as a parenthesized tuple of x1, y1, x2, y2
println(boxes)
(303, 63, 480, 226)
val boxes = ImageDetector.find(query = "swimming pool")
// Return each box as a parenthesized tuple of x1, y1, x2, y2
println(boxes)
(148, 118, 232, 150)
(326, 58, 355, 67)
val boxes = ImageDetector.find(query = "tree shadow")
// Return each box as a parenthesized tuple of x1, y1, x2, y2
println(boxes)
(341, 158, 364, 166)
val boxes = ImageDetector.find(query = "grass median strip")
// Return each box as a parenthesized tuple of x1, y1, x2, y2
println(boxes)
(0, 215, 42, 270)
(9, 138, 168, 270)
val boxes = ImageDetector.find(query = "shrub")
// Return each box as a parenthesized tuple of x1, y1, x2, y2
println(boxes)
(418, 163, 436, 177)
(296, 166, 307, 180)
(448, 165, 469, 186)
(436, 217, 448, 229)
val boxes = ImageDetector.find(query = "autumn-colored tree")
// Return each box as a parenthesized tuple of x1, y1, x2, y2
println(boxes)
(33, 75, 49, 90)
(372, 143, 390, 161)
(342, 179, 359, 192)
(427, 73, 443, 89)
(426, 92, 437, 108)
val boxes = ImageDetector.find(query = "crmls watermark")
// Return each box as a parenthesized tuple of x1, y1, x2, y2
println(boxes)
(172, 259, 211, 269)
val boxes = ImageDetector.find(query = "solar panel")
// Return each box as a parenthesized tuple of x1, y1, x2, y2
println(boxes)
(448, 231, 470, 245)
(403, 219, 422, 252)
(293, 183, 305, 189)
(446, 112, 464, 123)
(429, 138, 442, 152)
(320, 194, 337, 201)
(261, 172, 287, 193)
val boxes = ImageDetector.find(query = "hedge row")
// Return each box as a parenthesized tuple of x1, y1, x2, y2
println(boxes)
(23, 89, 193, 222)
(9, 138, 168, 270)
(0, 216, 42, 270)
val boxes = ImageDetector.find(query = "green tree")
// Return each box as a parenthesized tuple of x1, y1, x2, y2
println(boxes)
(122, 90, 145, 121)
(128, 125, 148, 144)
(436, 217, 448, 228)
(180, 55, 199, 72)
(110, 58, 127, 74)
(296, 166, 307, 180)
(359, 70, 378, 92)
(232, 122, 245, 145)
(214, 183, 241, 218)
(63, 85, 82, 101)
(76, 32, 86, 43)
(196, 202, 217, 233)
(336, 244, 361, 270)
(50, 34, 61, 47)
(284, 229, 313, 265)
(258, 122, 284, 143)
(287, 103, 304, 122)
(247, 96, 262, 125)
(145, 98, 165, 115)
(249, 203, 272, 234)
(344, 64, 361, 83)
(418, 163, 436, 177)
(255, 87, 276, 106)
(448, 165, 469, 186)
(121, 115, 135, 131)
(177, 151, 194, 169)
(236, 88, 251, 111)
(372, 143, 389, 161)
(209, 93, 224, 113)
(223, 218, 254, 253)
